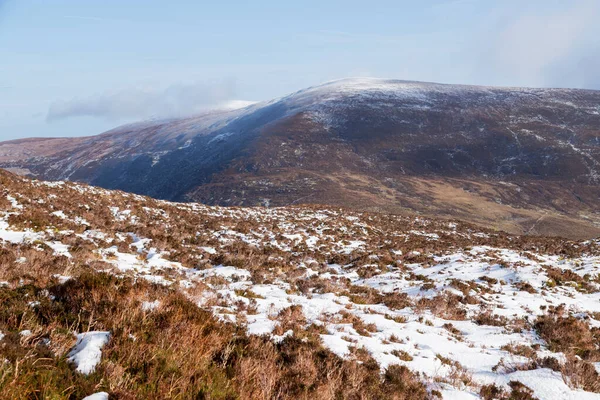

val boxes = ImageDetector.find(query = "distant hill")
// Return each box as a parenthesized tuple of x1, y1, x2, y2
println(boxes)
(2, 78, 600, 238)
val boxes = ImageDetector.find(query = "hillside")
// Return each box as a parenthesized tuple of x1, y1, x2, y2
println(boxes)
(2, 78, 600, 239)
(0, 169, 599, 399)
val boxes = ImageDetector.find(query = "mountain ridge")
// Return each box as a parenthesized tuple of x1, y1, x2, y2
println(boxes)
(2, 78, 600, 238)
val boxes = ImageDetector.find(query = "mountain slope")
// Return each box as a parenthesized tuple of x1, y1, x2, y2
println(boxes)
(1, 170, 600, 399)
(2, 78, 600, 238)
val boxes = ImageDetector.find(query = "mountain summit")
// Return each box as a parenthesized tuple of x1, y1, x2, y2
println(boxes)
(2, 78, 600, 238)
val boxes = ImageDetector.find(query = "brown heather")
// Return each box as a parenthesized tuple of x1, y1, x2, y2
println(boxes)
(0, 270, 429, 400)
(1, 169, 600, 398)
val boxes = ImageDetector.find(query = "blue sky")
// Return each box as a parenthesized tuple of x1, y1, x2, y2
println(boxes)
(1, 0, 599, 140)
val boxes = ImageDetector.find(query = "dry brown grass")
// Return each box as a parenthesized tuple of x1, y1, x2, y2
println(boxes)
(480, 381, 539, 400)
(0, 268, 431, 399)
(534, 312, 600, 392)
(1, 169, 600, 398)
(534, 314, 599, 360)
(416, 293, 467, 320)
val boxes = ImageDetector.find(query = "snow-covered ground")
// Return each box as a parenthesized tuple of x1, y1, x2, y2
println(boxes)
(67, 331, 110, 375)
(0, 175, 599, 399)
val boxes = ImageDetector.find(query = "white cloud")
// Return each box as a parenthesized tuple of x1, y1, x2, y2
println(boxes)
(474, 0, 600, 88)
(47, 80, 239, 122)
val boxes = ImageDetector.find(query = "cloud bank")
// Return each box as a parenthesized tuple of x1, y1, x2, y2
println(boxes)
(47, 80, 239, 122)
(473, 0, 600, 89)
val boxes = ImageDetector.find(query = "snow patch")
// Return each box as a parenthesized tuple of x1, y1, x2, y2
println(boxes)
(68, 331, 110, 375)
(141, 300, 160, 311)
(82, 392, 109, 400)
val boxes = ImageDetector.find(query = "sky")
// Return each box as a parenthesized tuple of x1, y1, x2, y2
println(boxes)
(1, 0, 600, 141)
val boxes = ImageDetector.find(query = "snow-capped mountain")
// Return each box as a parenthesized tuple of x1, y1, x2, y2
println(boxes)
(2, 78, 600, 238)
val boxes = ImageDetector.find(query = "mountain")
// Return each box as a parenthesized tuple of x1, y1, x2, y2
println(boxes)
(1, 169, 599, 399)
(2, 78, 600, 239)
